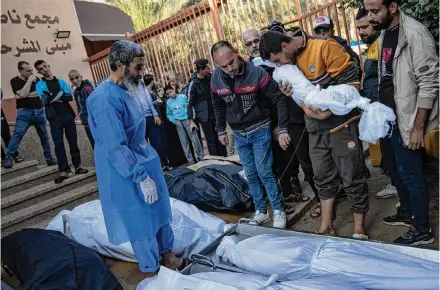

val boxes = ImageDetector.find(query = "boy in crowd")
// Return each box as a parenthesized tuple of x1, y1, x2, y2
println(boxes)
(69, 70, 95, 149)
(35, 60, 88, 183)
(165, 85, 204, 164)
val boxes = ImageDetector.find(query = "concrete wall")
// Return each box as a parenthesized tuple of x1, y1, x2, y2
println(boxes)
(1, 0, 92, 121)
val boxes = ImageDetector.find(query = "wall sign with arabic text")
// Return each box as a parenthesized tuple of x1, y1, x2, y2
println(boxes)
(1, 9, 72, 57)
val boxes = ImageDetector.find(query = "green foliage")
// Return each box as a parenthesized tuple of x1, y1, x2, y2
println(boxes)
(343, 0, 439, 47)
(401, 0, 439, 47)
(109, 0, 199, 31)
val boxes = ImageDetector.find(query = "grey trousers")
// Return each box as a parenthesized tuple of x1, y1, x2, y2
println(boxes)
(175, 119, 205, 163)
(309, 121, 368, 214)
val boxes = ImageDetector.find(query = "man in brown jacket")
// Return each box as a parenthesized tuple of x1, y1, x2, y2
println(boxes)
(365, 0, 439, 245)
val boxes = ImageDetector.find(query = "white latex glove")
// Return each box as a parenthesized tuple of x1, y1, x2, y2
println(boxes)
(140, 176, 158, 204)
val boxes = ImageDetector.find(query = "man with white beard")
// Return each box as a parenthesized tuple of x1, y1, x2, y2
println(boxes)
(86, 40, 184, 282)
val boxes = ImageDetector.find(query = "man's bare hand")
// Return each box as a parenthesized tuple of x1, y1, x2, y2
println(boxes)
(278, 81, 293, 97)
(278, 132, 291, 150)
(154, 116, 161, 126)
(300, 102, 332, 120)
(407, 127, 425, 150)
(189, 120, 197, 130)
(219, 135, 229, 146)
(27, 75, 37, 82)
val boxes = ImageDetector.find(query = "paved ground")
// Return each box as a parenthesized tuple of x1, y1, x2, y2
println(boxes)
(293, 158, 439, 249)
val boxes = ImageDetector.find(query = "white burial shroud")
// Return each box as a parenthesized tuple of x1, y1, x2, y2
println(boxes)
(272, 64, 396, 143)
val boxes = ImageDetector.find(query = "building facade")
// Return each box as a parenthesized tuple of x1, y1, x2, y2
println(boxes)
(1, 0, 93, 121)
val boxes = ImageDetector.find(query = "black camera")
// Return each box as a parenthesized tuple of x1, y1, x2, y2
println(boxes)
(269, 20, 285, 33)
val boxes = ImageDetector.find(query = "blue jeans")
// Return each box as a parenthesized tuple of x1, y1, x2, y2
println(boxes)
(49, 114, 81, 171)
(381, 127, 430, 232)
(6, 108, 53, 161)
(234, 125, 284, 212)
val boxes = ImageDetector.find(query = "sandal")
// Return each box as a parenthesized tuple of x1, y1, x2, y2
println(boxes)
(293, 193, 311, 203)
(310, 204, 321, 219)
(14, 156, 24, 163)
(285, 206, 295, 215)
(315, 228, 336, 236)
(352, 233, 369, 240)
(309, 204, 336, 220)
(75, 167, 89, 174)
(55, 172, 72, 184)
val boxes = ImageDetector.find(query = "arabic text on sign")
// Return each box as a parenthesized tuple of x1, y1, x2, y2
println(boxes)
(1, 38, 72, 57)
(1, 9, 59, 29)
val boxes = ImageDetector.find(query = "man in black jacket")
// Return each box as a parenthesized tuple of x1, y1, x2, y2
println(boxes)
(188, 59, 226, 156)
(210, 40, 291, 228)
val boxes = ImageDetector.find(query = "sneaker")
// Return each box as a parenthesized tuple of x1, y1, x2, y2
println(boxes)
(75, 167, 89, 174)
(284, 205, 295, 215)
(376, 183, 398, 199)
(14, 156, 24, 163)
(283, 194, 295, 203)
(55, 171, 72, 184)
(46, 159, 58, 166)
(249, 210, 271, 226)
(290, 176, 302, 194)
(2, 157, 13, 169)
(273, 210, 286, 229)
(383, 211, 412, 227)
(394, 227, 435, 246)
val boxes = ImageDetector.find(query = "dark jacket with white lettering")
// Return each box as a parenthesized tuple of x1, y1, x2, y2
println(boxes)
(211, 60, 289, 136)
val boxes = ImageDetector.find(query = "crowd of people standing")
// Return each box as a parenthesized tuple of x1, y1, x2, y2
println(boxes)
(1, 2, 438, 275)
(209, 0, 438, 245)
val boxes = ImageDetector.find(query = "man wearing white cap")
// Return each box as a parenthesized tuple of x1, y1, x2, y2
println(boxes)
(313, 16, 362, 79)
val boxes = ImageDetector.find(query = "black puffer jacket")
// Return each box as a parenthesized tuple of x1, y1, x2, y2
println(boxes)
(188, 72, 215, 122)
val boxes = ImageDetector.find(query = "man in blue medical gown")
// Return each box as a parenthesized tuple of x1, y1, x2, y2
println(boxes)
(87, 40, 183, 279)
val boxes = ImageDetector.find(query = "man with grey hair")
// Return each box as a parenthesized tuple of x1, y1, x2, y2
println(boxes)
(87, 40, 184, 281)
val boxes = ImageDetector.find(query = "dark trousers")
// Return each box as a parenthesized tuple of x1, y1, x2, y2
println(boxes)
(1, 109, 19, 160)
(309, 122, 368, 213)
(381, 127, 430, 232)
(273, 123, 317, 198)
(84, 124, 95, 149)
(199, 119, 227, 157)
(49, 114, 81, 172)
(145, 116, 167, 165)
(291, 156, 300, 177)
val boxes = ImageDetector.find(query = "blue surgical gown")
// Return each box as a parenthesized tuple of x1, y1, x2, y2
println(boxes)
(86, 81, 172, 245)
